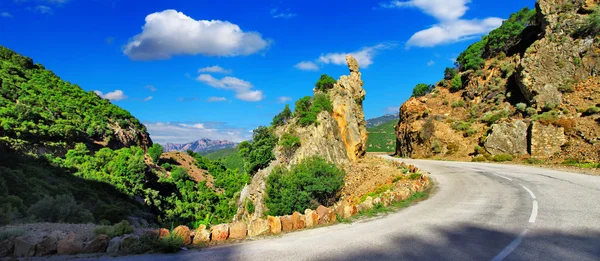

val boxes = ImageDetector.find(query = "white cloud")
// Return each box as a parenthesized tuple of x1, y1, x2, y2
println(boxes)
(427, 60, 435, 66)
(295, 61, 319, 71)
(94, 90, 127, 101)
(207, 96, 227, 102)
(33, 5, 53, 14)
(145, 122, 252, 144)
(145, 85, 157, 92)
(144, 96, 153, 102)
(270, 8, 297, 19)
(197, 74, 264, 102)
(123, 10, 270, 60)
(319, 44, 394, 68)
(1, 12, 12, 18)
(380, 0, 503, 48)
(407, 18, 503, 47)
(379, 0, 469, 21)
(385, 106, 400, 114)
(198, 66, 232, 74)
(277, 96, 292, 103)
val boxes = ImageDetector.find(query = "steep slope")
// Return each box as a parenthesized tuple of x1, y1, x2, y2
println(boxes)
(367, 114, 399, 127)
(164, 138, 238, 154)
(0, 46, 151, 155)
(366, 119, 397, 153)
(395, 1, 600, 163)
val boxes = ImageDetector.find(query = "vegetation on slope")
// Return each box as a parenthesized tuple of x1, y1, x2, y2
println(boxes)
(203, 148, 245, 174)
(366, 119, 397, 153)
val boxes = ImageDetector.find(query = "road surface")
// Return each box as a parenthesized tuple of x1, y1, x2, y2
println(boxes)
(80, 157, 600, 261)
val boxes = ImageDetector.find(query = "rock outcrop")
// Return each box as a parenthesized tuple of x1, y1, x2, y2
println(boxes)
(395, 0, 600, 162)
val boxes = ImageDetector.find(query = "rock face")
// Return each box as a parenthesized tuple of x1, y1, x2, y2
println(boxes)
(484, 120, 528, 155)
(395, 0, 600, 162)
(531, 122, 567, 157)
(107, 122, 152, 151)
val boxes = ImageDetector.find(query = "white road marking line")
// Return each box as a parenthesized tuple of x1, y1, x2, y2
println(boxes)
(530, 200, 538, 223)
(492, 173, 513, 181)
(491, 229, 528, 261)
(520, 185, 536, 199)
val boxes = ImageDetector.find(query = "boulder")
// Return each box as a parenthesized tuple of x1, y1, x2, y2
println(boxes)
(0, 239, 14, 257)
(280, 215, 293, 232)
(173, 225, 192, 245)
(82, 234, 109, 254)
(158, 228, 170, 239)
(316, 205, 330, 225)
(343, 205, 357, 219)
(106, 237, 122, 255)
(210, 224, 229, 242)
(193, 225, 210, 244)
(292, 212, 306, 230)
(57, 233, 83, 255)
(267, 216, 282, 234)
(14, 236, 36, 257)
(304, 209, 318, 228)
(327, 207, 337, 224)
(530, 122, 567, 157)
(359, 196, 374, 211)
(229, 222, 247, 240)
(35, 235, 58, 256)
(484, 120, 528, 155)
(248, 218, 269, 237)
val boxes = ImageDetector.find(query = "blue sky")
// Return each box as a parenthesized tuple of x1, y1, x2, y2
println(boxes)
(0, 0, 533, 144)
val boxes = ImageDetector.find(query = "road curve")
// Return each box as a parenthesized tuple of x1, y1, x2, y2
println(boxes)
(80, 157, 600, 261)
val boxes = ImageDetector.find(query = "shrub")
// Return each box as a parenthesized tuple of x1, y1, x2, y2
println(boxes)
(245, 199, 255, 214)
(93, 220, 135, 238)
(444, 67, 458, 80)
(419, 118, 435, 141)
(412, 83, 434, 98)
(524, 157, 543, 165)
(492, 154, 514, 162)
(583, 106, 600, 116)
(452, 121, 472, 131)
(465, 129, 477, 137)
(148, 144, 164, 164)
(457, 39, 487, 71)
(0, 228, 24, 241)
(153, 233, 185, 253)
(515, 103, 527, 112)
(450, 74, 463, 92)
(272, 104, 292, 127)
(472, 155, 487, 162)
(239, 126, 277, 175)
(485, 8, 537, 56)
(265, 157, 345, 216)
(27, 194, 94, 223)
(431, 140, 442, 154)
(279, 132, 301, 158)
(315, 74, 336, 92)
(451, 100, 465, 108)
(481, 110, 509, 125)
(294, 93, 333, 126)
(573, 7, 600, 38)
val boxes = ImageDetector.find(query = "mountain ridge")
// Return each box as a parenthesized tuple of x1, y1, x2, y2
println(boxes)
(163, 138, 239, 154)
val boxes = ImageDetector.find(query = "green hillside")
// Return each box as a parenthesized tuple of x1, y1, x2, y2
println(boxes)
(366, 119, 397, 153)
(203, 148, 245, 174)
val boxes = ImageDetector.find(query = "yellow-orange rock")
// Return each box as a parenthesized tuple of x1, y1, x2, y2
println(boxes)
(173, 225, 192, 245)
(292, 212, 305, 230)
(281, 216, 293, 232)
(193, 225, 210, 244)
(210, 224, 229, 242)
(267, 216, 282, 234)
(229, 222, 247, 240)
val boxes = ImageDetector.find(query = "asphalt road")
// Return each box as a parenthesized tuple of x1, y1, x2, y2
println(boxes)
(80, 157, 600, 261)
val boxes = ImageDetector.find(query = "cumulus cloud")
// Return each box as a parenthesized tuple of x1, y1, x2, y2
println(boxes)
(143, 96, 153, 102)
(145, 121, 252, 144)
(207, 96, 227, 102)
(123, 10, 271, 60)
(197, 74, 264, 102)
(295, 61, 319, 71)
(319, 44, 394, 68)
(94, 90, 127, 101)
(1, 12, 12, 18)
(277, 96, 292, 103)
(198, 66, 232, 74)
(33, 5, 53, 14)
(270, 8, 297, 19)
(379, 0, 503, 48)
(145, 85, 157, 92)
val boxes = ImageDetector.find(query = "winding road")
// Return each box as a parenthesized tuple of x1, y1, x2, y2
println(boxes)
(82, 157, 600, 261)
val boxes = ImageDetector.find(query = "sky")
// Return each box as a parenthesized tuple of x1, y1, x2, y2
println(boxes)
(0, 0, 533, 144)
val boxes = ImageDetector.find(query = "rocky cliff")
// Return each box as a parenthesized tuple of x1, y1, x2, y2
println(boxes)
(239, 55, 369, 219)
(163, 138, 238, 154)
(395, 0, 600, 162)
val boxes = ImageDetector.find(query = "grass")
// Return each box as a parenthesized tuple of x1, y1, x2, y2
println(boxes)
(0, 228, 25, 241)
(562, 158, 600, 169)
(366, 119, 397, 153)
(353, 191, 429, 220)
(93, 220, 135, 238)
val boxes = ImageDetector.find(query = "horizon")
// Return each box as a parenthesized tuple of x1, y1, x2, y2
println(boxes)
(0, 0, 533, 144)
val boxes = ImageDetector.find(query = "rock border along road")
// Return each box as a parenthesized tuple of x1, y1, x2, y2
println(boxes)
(79, 157, 600, 261)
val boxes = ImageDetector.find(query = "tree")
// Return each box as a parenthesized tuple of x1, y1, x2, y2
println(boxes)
(411, 83, 434, 98)
(271, 104, 292, 127)
(239, 126, 277, 175)
(450, 74, 463, 92)
(485, 7, 536, 56)
(444, 67, 457, 80)
(148, 144, 164, 164)
(315, 74, 336, 92)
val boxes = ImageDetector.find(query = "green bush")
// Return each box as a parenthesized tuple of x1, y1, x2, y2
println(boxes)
(245, 199, 255, 214)
(450, 74, 463, 92)
(27, 194, 94, 223)
(315, 74, 337, 92)
(573, 7, 600, 38)
(272, 104, 292, 127)
(294, 93, 333, 126)
(451, 100, 465, 108)
(153, 233, 185, 253)
(279, 132, 301, 149)
(515, 103, 527, 112)
(485, 8, 536, 56)
(265, 157, 345, 216)
(481, 110, 509, 125)
(452, 121, 472, 131)
(457, 39, 487, 71)
(472, 155, 487, 162)
(93, 220, 135, 238)
(148, 144, 164, 164)
(239, 126, 277, 175)
(492, 154, 514, 162)
(444, 67, 457, 80)
(411, 83, 434, 98)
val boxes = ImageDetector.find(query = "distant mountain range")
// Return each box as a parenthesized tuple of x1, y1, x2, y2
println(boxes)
(366, 114, 399, 127)
(163, 138, 239, 154)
